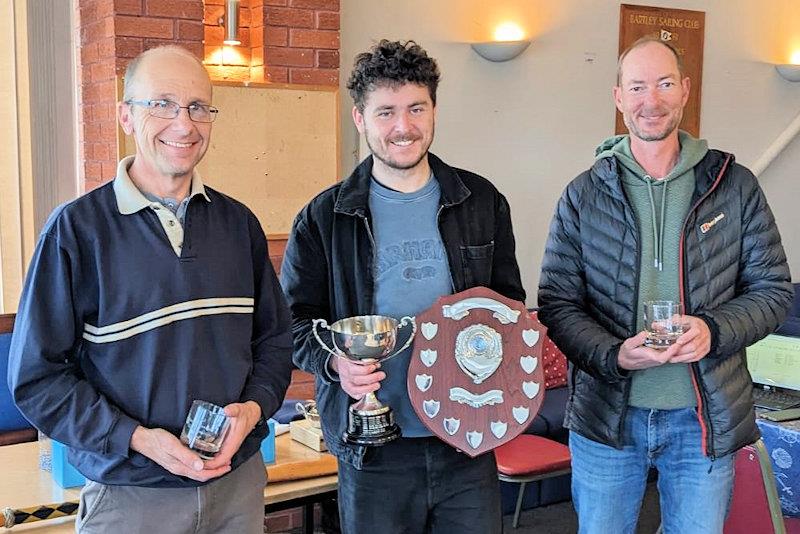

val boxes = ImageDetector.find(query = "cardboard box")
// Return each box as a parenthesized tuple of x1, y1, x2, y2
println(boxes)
(290, 419, 327, 452)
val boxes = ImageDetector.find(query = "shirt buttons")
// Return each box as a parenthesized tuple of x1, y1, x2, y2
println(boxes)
(168, 220, 176, 227)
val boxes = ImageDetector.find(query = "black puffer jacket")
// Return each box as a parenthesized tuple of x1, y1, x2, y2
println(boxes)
(538, 149, 794, 459)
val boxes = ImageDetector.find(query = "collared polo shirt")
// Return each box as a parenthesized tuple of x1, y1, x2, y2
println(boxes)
(113, 156, 211, 256)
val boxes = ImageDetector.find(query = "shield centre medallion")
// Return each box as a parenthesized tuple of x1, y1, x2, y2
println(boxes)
(454, 324, 503, 384)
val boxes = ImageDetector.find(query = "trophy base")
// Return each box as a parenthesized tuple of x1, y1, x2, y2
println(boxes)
(343, 404, 401, 446)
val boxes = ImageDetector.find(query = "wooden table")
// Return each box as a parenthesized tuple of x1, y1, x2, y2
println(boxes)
(1, 435, 337, 533)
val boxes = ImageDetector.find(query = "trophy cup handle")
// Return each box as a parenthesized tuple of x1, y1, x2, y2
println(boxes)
(386, 316, 417, 359)
(312, 318, 340, 358)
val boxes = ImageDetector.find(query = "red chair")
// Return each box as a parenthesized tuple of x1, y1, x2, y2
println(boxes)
(495, 434, 571, 528)
(724, 439, 800, 534)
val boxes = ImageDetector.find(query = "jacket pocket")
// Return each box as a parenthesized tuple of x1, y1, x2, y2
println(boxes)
(460, 242, 494, 288)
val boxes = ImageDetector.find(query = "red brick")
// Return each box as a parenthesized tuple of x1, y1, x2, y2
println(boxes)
(101, 161, 118, 180)
(94, 142, 113, 161)
(97, 36, 116, 58)
(316, 49, 338, 68)
(265, 46, 313, 67)
(265, 7, 314, 28)
(178, 20, 204, 40)
(79, 3, 98, 25)
(98, 0, 116, 17)
(289, 67, 337, 85)
(82, 122, 101, 144)
(114, 0, 142, 15)
(204, 0, 224, 5)
(264, 65, 288, 83)
(145, 0, 203, 20)
(90, 61, 116, 83)
(116, 56, 134, 75)
(81, 42, 100, 64)
(116, 16, 174, 39)
(316, 11, 338, 30)
(82, 18, 115, 45)
(251, 45, 264, 66)
(99, 102, 118, 122)
(238, 27, 251, 47)
(84, 79, 116, 103)
(262, 0, 288, 5)
(264, 25, 287, 46)
(115, 36, 144, 58)
(96, 119, 116, 142)
(204, 5, 225, 24)
(250, 25, 264, 47)
(205, 25, 224, 46)
(238, 6, 251, 27)
(84, 161, 103, 181)
(142, 39, 204, 58)
(289, 28, 338, 49)
(178, 40, 204, 59)
(289, 0, 338, 9)
(250, 7, 264, 28)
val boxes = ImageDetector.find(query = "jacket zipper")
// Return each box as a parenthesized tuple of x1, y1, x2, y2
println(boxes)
(678, 154, 731, 459)
(360, 214, 377, 315)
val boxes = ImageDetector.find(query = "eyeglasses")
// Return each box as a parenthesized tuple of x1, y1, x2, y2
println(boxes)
(125, 99, 219, 123)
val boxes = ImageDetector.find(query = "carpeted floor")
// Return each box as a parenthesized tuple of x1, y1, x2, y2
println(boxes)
(501, 481, 661, 534)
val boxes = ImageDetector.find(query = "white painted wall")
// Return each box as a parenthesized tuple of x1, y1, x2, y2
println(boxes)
(340, 0, 800, 305)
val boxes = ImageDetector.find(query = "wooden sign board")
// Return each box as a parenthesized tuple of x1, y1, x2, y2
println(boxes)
(616, 4, 705, 137)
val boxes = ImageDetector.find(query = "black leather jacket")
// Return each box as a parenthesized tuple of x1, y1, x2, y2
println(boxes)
(538, 149, 794, 459)
(281, 153, 525, 467)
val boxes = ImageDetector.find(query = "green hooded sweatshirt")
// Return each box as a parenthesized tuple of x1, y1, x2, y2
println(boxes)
(595, 130, 708, 409)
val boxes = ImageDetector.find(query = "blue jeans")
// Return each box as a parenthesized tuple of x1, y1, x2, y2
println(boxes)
(570, 407, 735, 534)
(337, 436, 501, 534)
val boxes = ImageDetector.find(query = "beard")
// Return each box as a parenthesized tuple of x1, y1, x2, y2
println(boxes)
(364, 126, 434, 172)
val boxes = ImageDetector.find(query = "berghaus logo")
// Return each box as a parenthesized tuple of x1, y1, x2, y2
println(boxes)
(700, 213, 725, 234)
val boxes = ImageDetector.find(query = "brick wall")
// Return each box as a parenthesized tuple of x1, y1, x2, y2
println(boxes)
(204, 0, 340, 85)
(76, 0, 339, 191)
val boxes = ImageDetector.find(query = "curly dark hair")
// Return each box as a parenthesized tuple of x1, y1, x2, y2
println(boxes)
(347, 40, 441, 112)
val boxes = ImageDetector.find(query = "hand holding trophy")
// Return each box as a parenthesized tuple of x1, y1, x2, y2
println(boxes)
(313, 315, 416, 446)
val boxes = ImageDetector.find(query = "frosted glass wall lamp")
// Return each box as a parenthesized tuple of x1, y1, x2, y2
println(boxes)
(471, 22, 531, 62)
(776, 51, 800, 82)
(221, 0, 241, 46)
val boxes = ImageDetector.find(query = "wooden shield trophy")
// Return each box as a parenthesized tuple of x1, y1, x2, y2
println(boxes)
(407, 287, 545, 456)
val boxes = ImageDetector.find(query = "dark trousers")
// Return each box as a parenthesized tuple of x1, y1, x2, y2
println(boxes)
(337, 436, 501, 534)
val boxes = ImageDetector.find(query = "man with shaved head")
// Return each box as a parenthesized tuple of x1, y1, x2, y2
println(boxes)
(538, 37, 793, 533)
(8, 45, 293, 533)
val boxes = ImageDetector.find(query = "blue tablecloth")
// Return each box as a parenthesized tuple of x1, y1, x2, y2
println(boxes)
(757, 417, 800, 518)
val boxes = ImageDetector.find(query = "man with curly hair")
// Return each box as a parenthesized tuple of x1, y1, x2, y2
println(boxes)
(281, 40, 525, 533)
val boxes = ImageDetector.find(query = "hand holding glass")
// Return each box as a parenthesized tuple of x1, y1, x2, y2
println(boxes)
(643, 301, 685, 349)
(180, 400, 231, 459)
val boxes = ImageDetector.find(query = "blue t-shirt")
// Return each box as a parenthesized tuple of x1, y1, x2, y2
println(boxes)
(369, 175, 452, 437)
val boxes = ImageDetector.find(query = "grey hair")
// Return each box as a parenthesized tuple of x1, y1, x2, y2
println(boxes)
(122, 45, 206, 101)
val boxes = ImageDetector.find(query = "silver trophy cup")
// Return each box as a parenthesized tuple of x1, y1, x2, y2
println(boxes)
(313, 315, 416, 446)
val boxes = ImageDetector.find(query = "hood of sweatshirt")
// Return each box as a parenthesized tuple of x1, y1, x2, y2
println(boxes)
(594, 130, 708, 270)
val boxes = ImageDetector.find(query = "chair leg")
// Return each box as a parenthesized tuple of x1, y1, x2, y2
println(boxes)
(513, 481, 527, 528)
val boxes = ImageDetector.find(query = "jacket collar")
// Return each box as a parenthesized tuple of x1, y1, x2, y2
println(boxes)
(592, 148, 734, 199)
(334, 152, 471, 216)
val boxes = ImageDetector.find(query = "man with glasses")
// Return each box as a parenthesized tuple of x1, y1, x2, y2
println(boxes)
(8, 45, 293, 533)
